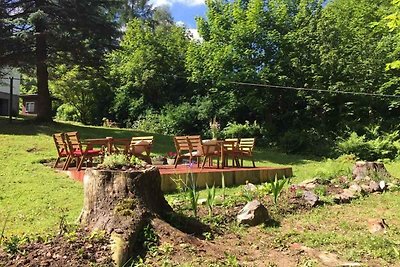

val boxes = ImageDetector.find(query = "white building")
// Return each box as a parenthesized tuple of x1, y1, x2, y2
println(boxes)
(0, 68, 20, 116)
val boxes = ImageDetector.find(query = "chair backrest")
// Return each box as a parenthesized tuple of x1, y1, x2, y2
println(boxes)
(130, 136, 153, 155)
(239, 138, 255, 151)
(64, 132, 83, 153)
(187, 135, 202, 152)
(130, 136, 154, 146)
(174, 136, 190, 154)
(53, 133, 68, 156)
(224, 138, 239, 151)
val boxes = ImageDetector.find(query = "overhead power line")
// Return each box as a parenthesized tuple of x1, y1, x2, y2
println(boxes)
(229, 81, 400, 99)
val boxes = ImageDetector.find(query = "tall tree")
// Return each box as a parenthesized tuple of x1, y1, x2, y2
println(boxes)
(108, 17, 191, 125)
(0, 0, 118, 122)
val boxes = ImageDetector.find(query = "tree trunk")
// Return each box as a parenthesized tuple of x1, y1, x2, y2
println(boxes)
(35, 0, 52, 122)
(80, 166, 172, 266)
(352, 161, 392, 181)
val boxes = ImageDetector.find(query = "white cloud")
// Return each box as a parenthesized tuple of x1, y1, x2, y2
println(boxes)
(187, 28, 203, 41)
(150, 0, 205, 7)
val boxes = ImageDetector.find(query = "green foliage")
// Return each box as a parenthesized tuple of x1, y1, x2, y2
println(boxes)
(187, 175, 199, 217)
(337, 129, 400, 161)
(205, 183, 216, 216)
(271, 176, 287, 205)
(138, 224, 159, 254)
(50, 65, 113, 125)
(100, 154, 129, 169)
(132, 103, 206, 135)
(222, 121, 263, 139)
(108, 18, 191, 126)
(56, 104, 80, 122)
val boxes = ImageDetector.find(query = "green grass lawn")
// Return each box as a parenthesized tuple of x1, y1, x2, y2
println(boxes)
(1, 117, 400, 265)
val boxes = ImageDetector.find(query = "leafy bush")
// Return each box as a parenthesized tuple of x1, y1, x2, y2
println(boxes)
(100, 154, 129, 169)
(279, 128, 330, 155)
(337, 130, 400, 161)
(222, 121, 263, 139)
(56, 104, 80, 122)
(132, 103, 206, 135)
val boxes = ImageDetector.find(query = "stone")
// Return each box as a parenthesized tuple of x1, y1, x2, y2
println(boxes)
(197, 198, 207, 205)
(369, 181, 380, 193)
(302, 191, 319, 206)
(237, 200, 270, 226)
(244, 182, 257, 192)
(299, 178, 318, 190)
(333, 189, 356, 204)
(379, 180, 386, 191)
(368, 218, 389, 234)
(348, 184, 362, 193)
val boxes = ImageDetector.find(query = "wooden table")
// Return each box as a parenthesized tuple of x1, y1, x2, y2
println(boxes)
(202, 140, 238, 169)
(84, 137, 130, 155)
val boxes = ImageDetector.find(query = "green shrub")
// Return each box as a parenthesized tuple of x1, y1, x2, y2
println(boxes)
(337, 130, 400, 161)
(222, 121, 263, 139)
(279, 128, 330, 155)
(56, 103, 80, 122)
(100, 154, 129, 169)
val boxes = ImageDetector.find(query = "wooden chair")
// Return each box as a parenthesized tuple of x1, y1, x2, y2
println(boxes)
(173, 135, 202, 168)
(129, 136, 153, 164)
(52, 133, 69, 170)
(200, 139, 220, 169)
(64, 132, 104, 171)
(237, 138, 256, 167)
(223, 138, 240, 167)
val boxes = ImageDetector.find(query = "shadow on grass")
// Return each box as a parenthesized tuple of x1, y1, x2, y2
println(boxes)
(163, 211, 211, 238)
(0, 117, 175, 155)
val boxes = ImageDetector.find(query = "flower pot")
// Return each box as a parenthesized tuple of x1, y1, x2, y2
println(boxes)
(167, 158, 175, 165)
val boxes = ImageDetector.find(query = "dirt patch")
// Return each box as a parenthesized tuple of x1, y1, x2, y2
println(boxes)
(0, 230, 112, 266)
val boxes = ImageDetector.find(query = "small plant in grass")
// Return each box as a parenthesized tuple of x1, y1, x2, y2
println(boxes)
(314, 185, 327, 197)
(205, 183, 216, 216)
(187, 174, 199, 217)
(221, 173, 226, 201)
(258, 182, 273, 197)
(138, 224, 159, 256)
(100, 154, 129, 169)
(271, 175, 287, 205)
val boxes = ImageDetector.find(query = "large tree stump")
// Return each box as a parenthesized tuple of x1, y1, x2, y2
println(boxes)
(352, 161, 392, 180)
(80, 166, 172, 266)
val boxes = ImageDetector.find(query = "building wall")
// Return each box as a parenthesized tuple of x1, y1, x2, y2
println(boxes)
(0, 91, 19, 116)
(0, 68, 20, 116)
(0, 68, 20, 95)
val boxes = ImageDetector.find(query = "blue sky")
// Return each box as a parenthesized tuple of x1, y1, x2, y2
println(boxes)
(150, 0, 207, 29)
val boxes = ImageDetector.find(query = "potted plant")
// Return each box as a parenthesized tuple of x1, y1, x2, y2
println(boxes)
(166, 152, 177, 165)
(151, 155, 166, 165)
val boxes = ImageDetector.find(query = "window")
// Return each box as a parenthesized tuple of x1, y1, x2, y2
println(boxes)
(26, 102, 35, 113)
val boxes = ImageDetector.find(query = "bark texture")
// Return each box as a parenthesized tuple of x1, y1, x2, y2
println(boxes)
(80, 166, 172, 266)
(352, 161, 391, 181)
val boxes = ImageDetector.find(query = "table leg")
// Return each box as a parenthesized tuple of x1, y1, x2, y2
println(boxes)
(221, 143, 224, 169)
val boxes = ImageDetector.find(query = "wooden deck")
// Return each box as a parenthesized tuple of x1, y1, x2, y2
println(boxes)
(63, 164, 293, 192)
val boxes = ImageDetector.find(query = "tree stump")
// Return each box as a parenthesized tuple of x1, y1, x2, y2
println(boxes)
(80, 166, 172, 266)
(352, 161, 391, 181)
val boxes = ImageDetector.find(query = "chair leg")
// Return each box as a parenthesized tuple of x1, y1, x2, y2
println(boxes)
(77, 156, 85, 171)
(201, 156, 208, 169)
(63, 156, 72, 170)
(252, 158, 256, 168)
(174, 155, 180, 168)
(54, 157, 60, 168)
(241, 159, 243, 167)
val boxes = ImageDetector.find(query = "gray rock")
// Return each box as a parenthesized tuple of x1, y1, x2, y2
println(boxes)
(333, 189, 356, 204)
(349, 184, 362, 193)
(303, 191, 319, 206)
(237, 200, 270, 226)
(369, 181, 380, 193)
(197, 198, 207, 205)
(299, 178, 318, 190)
(379, 180, 386, 191)
(244, 183, 257, 192)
